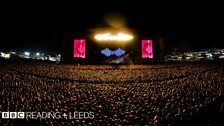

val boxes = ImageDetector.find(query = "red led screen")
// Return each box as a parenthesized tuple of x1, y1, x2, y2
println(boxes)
(142, 40, 153, 58)
(74, 39, 86, 58)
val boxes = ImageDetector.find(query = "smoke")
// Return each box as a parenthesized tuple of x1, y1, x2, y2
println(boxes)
(105, 12, 127, 28)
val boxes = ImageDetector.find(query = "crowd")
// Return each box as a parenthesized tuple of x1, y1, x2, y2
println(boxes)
(0, 59, 224, 126)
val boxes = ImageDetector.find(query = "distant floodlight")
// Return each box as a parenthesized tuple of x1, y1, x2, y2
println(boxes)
(95, 33, 133, 41)
(24, 52, 30, 56)
(1, 52, 5, 57)
(5, 53, 11, 59)
(36, 52, 40, 56)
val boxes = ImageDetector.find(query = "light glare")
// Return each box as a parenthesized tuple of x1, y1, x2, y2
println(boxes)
(24, 52, 30, 56)
(95, 33, 133, 41)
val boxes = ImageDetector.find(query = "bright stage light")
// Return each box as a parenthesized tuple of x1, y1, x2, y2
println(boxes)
(95, 33, 133, 41)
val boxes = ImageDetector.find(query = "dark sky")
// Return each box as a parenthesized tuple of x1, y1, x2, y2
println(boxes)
(1, 1, 224, 52)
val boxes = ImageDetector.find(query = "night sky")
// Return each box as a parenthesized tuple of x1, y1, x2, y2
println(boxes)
(1, 1, 224, 52)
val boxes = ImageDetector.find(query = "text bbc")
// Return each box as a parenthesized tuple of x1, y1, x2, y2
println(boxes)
(2, 112, 25, 119)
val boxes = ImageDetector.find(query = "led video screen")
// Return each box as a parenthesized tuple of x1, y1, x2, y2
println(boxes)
(142, 40, 153, 58)
(74, 39, 86, 58)
(101, 48, 126, 57)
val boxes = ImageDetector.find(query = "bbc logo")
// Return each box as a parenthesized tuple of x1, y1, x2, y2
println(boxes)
(2, 112, 25, 119)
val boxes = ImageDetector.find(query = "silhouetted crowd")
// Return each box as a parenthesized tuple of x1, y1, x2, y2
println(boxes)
(0, 60, 224, 126)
